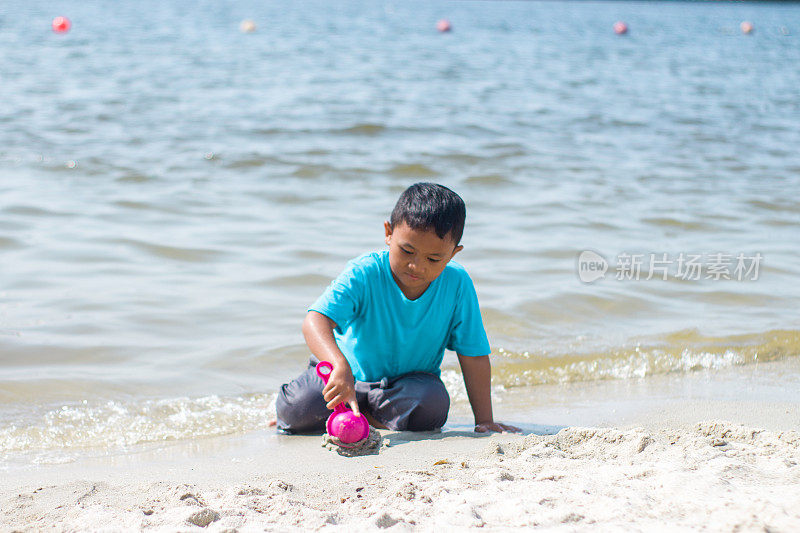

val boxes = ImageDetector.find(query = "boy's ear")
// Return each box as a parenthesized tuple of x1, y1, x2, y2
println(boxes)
(451, 244, 464, 260)
(384, 221, 392, 246)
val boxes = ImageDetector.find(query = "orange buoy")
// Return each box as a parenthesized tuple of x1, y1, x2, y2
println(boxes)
(436, 19, 451, 33)
(52, 16, 71, 34)
(613, 21, 628, 35)
(740, 21, 754, 34)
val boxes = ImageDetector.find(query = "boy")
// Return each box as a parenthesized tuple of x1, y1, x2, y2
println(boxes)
(276, 183, 520, 435)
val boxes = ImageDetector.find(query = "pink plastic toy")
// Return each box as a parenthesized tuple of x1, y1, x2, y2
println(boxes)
(316, 361, 370, 443)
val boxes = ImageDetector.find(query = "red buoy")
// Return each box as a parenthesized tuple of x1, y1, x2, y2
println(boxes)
(436, 19, 451, 33)
(613, 21, 628, 35)
(52, 16, 71, 34)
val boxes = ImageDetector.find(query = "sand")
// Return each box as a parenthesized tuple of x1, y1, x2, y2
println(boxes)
(3, 360, 800, 531)
(2, 416, 799, 532)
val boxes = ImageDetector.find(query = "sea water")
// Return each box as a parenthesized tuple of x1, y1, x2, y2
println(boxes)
(1, 0, 799, 466)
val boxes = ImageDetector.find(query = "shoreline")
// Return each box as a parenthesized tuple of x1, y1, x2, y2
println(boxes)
(3, 359, 799, 531)
(3, 418, 798, 531)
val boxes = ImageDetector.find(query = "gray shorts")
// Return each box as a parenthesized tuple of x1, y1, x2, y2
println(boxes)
(276, 357, 450, 434)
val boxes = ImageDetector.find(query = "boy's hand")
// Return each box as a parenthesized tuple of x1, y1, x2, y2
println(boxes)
(322, 364, 360, 416)
(475, 421, 522, 434)
(458, 354, 522, 436)
(303, 312, 361, 416)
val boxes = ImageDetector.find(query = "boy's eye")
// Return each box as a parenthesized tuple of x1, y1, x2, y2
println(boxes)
(428, 258, 440, 263)
(401, 248, 413, 255)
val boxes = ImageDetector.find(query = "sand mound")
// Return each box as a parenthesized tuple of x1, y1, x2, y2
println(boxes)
(322, 426, 383, 457)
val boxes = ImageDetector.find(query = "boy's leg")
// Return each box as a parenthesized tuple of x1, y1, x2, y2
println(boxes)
(276, 357, 373, 434)
(363, 372, 450, 431)
(275, 358, 330, 434)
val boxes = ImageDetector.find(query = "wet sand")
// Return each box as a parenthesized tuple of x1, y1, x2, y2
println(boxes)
(3, 360, 799, 531)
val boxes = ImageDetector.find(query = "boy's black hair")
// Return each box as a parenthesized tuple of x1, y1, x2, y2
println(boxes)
(389, 183, 466, 246)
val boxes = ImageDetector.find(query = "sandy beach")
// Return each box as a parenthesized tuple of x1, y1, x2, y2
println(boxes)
(4, 1, 800, 531)
(3, 361, 799, 532)
(3, 420, 799, 532)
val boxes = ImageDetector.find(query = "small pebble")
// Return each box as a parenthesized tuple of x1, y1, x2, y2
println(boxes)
(187, 508, 220, 527)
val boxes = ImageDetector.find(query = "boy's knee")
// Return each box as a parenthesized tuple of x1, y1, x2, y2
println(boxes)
(370, 374, 448, 432)
(275, 380, 328, 434)
(402, 376, 450, 431)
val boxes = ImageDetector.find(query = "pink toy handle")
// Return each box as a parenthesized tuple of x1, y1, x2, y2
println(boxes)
(315, 360, 347, 414)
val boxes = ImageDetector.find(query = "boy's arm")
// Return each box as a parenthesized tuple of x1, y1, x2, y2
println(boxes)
(303, 311, 360, 415)
(457, 354, 521, 433)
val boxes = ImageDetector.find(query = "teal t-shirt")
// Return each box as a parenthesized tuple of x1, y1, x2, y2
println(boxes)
(309, 250, 491, 382)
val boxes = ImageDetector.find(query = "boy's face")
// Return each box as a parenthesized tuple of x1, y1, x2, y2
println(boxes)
(384, 221, 463, 300)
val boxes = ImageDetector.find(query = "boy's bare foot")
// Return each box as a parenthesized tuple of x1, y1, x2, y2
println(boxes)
(267, 418, 277, 427)
(363, 411, 387, 430)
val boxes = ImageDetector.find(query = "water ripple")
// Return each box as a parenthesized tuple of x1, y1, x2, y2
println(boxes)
(111, 238, 226, 263)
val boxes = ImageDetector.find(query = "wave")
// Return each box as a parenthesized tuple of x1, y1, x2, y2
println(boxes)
(0, 394, 276, 459)
(485, 329, 800, 387)
(2, 330, 798, 459)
